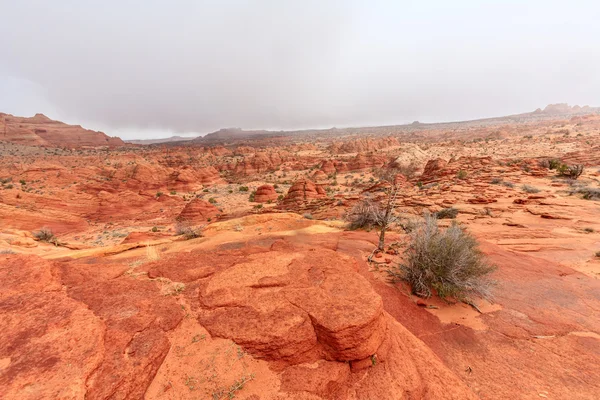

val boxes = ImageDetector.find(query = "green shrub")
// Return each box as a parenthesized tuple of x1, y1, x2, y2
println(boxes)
(151, 226, 158, 232)
(389, 215, 496, 301)
(208, 198, 217, 204)
(156, 192, 163, 198)
(249, 191, 256, 202)
(456, 170, 467, 180)
(303, 213, 313, 220)
(239, 186, 249, 192)
(557, 164, 584, 179)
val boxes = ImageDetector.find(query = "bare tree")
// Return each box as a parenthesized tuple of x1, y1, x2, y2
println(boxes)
(374, 168, 404, 251)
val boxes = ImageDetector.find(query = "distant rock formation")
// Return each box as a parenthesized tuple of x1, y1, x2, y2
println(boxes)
(0, 113, 125, 147)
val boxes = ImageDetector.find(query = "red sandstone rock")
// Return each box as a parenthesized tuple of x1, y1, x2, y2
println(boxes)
(0, 113, 125, 147)
(254, 184, 278, 203)
(176, 198, 219, 223)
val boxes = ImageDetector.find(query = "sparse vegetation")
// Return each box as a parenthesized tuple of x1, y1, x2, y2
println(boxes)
(389, 215, 496, 302)
(303, 213, 313, 219)
(501, 181, 515, 188)
(176, 223, 204, 239)
(435, 207, 459, 219)
(156, 192, 163, 198)
(569, 185, 600, 200)
(209, 197, 217, 204)
(456, 170, 467, 180)
(33, 227, 60, 246)
(521, 184, 540, 194)
(346, 199, 384, 230)
(557, 164, 584, 179)
(238, 186, 249, 192)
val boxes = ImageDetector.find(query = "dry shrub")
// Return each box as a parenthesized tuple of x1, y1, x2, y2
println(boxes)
(521, 184, 540, 194)
(34, 227, 55, 242)
(435, 207, 458, 219)
(175, 223, 204, 240)
(389, 215, 496, 301)
(346, 199, 384, 230)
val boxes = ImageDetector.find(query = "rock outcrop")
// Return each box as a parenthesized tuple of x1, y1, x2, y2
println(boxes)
(176, 198, 220, 223)
(0, 113, 125, 147)
(253, 184, 278, 203)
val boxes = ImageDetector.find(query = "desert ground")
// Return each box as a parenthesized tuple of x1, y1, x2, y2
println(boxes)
(1, 107, 600, 399)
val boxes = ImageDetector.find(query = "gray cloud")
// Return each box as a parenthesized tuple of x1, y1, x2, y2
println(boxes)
(1, 0, 599, 139)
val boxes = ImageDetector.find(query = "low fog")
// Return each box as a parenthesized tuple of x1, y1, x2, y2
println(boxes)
(1, 1, 599, 139)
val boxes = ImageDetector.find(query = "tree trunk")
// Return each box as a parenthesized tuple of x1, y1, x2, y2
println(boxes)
(378, 225, 386, 251)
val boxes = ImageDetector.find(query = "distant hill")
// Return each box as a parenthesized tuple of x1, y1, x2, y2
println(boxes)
(190, 103, 600, 143)
(125, 136, 195, 145)
(0, 113, 125, 147)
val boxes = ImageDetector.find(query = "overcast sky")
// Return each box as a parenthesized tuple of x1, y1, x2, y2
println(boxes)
(1, 1, 599, 139)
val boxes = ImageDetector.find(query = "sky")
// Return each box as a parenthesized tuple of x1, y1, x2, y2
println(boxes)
(0, 0, 599, 140)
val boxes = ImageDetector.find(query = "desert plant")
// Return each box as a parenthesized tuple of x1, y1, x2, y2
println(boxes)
(502, 181, 515, 188)
(521, 185, 540, 194)
(34, 227, 55, 242)
(239, 186, 249, 192)
(569, 186, 600, 200)
(208, 197, 217, 204)
(436, 207, 459, 219)
(389, 215, 496, 302)
(156, 192, 163, 198)
(175, 223, 204, 239)
(249, 191, 256, 202)
(456, 170, 467, 180)
(557, 164, 584, 179)
(303, 213, 313, 220)
(490, 177, 503, 185)
(346, 199, 385, 230)
(595, 251, 600, 258)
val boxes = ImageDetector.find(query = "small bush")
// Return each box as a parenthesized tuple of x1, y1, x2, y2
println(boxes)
(151, 226, 158, 232)
(33, 228, 59, 246)
(490, 177, 503, 185)
(436, 207, 459, 219)
(346, 199, 384, 230)
(156, 192, 163, 198)
(502, 181, 515, 188)
(583, 227, 594, 233)
(34, 227, 55, 242)
(569, 186, 600, 200)
(170, 190, 176, 195)
(456, 170, 467, 180)
(538, 159, 561, 170)
(208, 197, 217, 204)
(249, 191, 256, 202)
(521, 185, 540, 194)
(303, 213, 313, 220)
(557, 164, 584, 179)
(389, 215, 496, 301)
(239, 186, 249, 192)
(176, 224, 204, 240)
(277, 194, 284, 201)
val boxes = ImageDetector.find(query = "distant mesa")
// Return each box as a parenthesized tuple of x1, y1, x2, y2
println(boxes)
(0, 112, 124, 148)
(539, 103, 591, 115)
